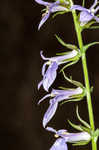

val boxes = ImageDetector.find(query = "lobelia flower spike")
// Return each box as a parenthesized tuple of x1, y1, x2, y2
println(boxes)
(38, 50, 79, 92)
(35, 0, 69, 29)
(71, 0, 99, 25)
(46, 126, 91, 150)
(38, 86, 84, 128)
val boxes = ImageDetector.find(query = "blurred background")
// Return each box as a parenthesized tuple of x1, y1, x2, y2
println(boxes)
(0, 0, 99, 149)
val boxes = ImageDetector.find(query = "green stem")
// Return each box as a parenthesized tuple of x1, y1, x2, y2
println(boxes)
(70, 2, 97, 150)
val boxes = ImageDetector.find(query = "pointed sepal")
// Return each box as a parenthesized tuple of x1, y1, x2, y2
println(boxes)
(68, 120, 83, 131)
(76, 106, 91, 129)
(60, 59, 79, 72)
(89, 26, 99, 29)
(62, 72, 84, 89)
(55, 35, 78, 50)
(52, 9, 69, 18)
(72, 140, 90, 146)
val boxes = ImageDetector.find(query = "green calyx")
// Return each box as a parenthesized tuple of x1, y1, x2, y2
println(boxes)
(62, 72, 84, 89)
(55, 35, 81, 71)
(68, 106, 91, 146)
(55, 34, 78, 50)
(68, 106, 91, 132)
(68, 106, 99, 146)
(60, 73, 85, 104)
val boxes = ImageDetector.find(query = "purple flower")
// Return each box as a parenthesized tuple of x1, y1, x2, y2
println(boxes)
(38, 87, 83, 127)
(46, 127, 91, 150)
(71, 0, 99, 25)
(38, 50, 78, 92)
(35, 0, 68, 29)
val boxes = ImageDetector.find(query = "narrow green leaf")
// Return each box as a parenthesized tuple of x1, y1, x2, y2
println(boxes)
(58, 87, 75, 90)
(52, 11, 69, 18)
(60, 60, 79, 72)
(60, 97, 83, 105)
(83, 42, 99, 52)
(68, 120, 83, 131)
(80, 125, 91, 133)
(89, 26, 99, 29)
(62, 71, 84, 88)
(55, 35, 78, 50)
(72, 140, 89, 146)
(58, 86, 69, 90)
(56, 51, 72, 56)
(41, 8, 46, 12)
(76, 106, 90, 129)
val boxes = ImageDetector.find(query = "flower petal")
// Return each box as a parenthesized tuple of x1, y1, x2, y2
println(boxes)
(57, 129, 68, 137)
(51, 89, 76, 95)
(51, 5, 67, 13)
(40, 51, 50, 60)
(42, 62, 48, 76)
(46, 127, 67, 136)
(54, 94, 69, 102)
(46, 127, 57, 134)
(71, 5, 87, 11)
(94, 6, 99, 13)
(43, 62, 58, 91)
(35, 0, 50, 6)
(94, 16, 99, 22)
(50, 138, 68, 150)
(51, 87, 83, 102)
(67, 132, 91, 143)
(38, 12, 50, 30)
(38, 94, 51, 104)
(43, 98, 58, 127)
(38, 80, 43, 90)
(90, 0, 97, 9)
(80, 11, 93, 23)
(50, 50, 78, 64)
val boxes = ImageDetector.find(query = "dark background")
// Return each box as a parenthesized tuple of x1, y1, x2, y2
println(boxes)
(0, 0, 99, 149)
